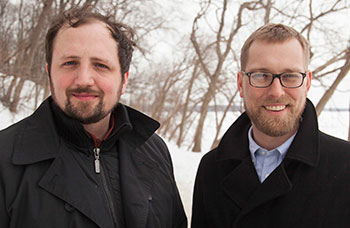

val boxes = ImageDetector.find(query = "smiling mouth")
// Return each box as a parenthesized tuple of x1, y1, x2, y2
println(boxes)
(72, 93, 99, 100)
(264, 105, 287, 112)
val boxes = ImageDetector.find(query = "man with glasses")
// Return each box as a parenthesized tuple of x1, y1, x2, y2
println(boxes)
(191, 23, 350, 227)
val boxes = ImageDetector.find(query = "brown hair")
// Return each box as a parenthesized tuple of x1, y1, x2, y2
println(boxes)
(45, 5, 136, 76)
(240, 23, 310, 71)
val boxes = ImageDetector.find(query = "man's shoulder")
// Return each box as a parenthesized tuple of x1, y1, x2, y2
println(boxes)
(0, 99, 56, 164)
(141, 133, 169, 155)
(0, 98, 53, 140)
(197, 148, 220, 171)
(0, 117, 30, 163)
(319, 131, 350, 153)
(134, 133, 175, 171)
(202, 147, 219, 161)
(318, 131, 350, 173)
(0, 117, 29, 144)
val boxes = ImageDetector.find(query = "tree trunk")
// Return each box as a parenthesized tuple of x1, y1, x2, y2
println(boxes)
(3, 76, 17, 105)
(25, 0, 54, 70)
(177, 62, 199, 147)
(210, 90, 237, 149)
(192, 88, 213, 152)
(263, 0, 272, 24)
(9, 78, 25, 112)
(316, 53, 350, 116)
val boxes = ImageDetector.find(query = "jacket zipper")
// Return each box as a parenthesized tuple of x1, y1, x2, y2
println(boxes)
(93, 147, 118, 227)
(93, 148, 101, 173)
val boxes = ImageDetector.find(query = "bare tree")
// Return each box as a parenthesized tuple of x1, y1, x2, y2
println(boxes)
(190, 0, 263, 152)
(186, 0, 350, 152)
(316, 48, 350, 116)
(0, 0, 172, 113)
(1, 0, 349, 149)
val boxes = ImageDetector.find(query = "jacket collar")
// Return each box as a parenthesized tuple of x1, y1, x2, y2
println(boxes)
(216, 98, 320, 167)
(12, 96, 160, 165)
(12, 98, 60, 165)
(51, 99, 133, 153)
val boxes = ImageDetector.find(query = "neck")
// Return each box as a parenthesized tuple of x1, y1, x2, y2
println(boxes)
(251, 125, 297, 151)
(82, 113, 111, 140)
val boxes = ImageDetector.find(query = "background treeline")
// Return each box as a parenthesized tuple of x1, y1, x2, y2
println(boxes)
(0, 0, 349, 151)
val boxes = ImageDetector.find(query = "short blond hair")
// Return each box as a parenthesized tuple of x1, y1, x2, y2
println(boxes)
(240, 23, 310, 71)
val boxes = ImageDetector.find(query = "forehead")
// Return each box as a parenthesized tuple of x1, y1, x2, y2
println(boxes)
(246, 38, 305, 72)
(53, 21, 118, 57)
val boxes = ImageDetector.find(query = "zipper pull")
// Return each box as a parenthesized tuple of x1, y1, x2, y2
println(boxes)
(93, 148, 101, 174)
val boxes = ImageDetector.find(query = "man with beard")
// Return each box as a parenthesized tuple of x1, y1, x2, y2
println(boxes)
(191, 23, 350, 228)
(0, 6, 187, 228)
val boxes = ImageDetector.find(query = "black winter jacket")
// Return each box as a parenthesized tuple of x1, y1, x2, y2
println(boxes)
(192, 99, 350, 228)
(0, 97, 187, 228)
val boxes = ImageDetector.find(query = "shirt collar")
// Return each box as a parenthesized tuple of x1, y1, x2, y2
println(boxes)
(87, 114, 115, 148)
(248, 126, 297, 160)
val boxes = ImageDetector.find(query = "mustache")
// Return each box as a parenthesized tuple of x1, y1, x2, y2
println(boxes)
(66, 87, 102, 96)
(262, 96, 294, 105)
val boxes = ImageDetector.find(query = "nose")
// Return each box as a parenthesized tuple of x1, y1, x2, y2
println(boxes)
(74, 63, 94, 87)
(267, 77, 285, 98)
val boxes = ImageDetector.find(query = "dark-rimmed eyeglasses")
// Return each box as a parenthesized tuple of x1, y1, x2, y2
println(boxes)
(242, 71, 306, 88)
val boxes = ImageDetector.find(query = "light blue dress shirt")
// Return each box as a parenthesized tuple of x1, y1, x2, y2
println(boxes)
(248, 126, 297, 183)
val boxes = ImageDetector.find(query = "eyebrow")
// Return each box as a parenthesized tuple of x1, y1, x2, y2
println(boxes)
(59, 56, 113, 65)
(59, 55, 80, 60)
(247, 67, 304, 73)
(90, 57, 112, 65)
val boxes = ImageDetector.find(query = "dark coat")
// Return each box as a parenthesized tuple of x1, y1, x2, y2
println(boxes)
(192, 99, 350, 228)
(0, 98, 187, 228)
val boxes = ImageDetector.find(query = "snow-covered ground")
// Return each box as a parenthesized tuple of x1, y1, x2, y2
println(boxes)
(167, 140, 203, 222)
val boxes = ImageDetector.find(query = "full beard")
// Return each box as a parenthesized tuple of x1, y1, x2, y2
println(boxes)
(64, 95, 109, 124)
(245, 97, 305, 137)
(51, 85, 117, 125)
(63, 86, 121, 125)
(50, 78, 123, 125)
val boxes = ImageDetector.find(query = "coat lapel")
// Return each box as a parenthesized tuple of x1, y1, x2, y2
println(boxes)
(237, 164, 292, 218)
(218, 113, 261, 209)
(11, 99, 114, 228)
(222, 158, 293, 218)
(222, 159, 260, 209)
(119, 139, 157, 228)
(38, 145, 114, 228)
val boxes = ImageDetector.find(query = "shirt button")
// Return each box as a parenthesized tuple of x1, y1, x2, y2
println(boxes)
(261, 151, 266, 155)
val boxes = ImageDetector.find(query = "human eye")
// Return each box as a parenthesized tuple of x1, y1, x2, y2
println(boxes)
(63, 61, 77, 66)
(95, 63, 109, 70)
(251, 72, 270, 80)
(282, 73, 300, 81)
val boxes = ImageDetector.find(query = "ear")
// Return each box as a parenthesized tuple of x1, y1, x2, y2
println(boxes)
(121, 72, 129, 94)
(45, 64, 52, 78)
(305, 70, 312, 93)
(237, 71, 244, 98)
